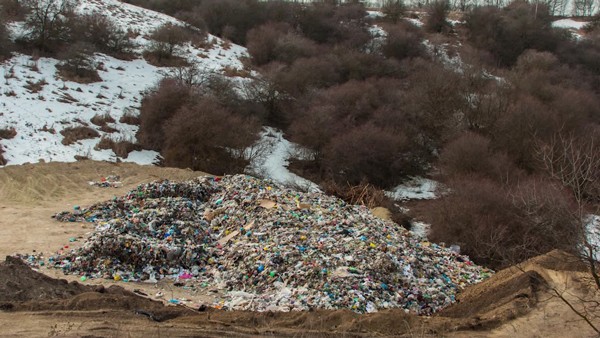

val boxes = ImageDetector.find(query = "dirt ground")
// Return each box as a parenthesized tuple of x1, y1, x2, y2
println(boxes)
(0, 161, 599, 337)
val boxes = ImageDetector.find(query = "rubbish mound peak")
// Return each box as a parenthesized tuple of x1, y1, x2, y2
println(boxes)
(49, 175, 492, 314)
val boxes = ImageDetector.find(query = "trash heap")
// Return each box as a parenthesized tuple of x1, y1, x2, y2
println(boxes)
(50, 175, 492, 314)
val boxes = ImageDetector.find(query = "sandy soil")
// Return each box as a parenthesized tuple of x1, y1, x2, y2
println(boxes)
(0, 161, 599, 337)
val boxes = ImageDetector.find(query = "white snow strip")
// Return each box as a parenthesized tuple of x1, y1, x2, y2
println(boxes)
(585, 215, 600, 261)
(386, 177, 439, 201)
(405, 18, 424, 27)
(246, 127, 320, 192)
(410, 221, 430, 239)
(552, 19, 589, 30)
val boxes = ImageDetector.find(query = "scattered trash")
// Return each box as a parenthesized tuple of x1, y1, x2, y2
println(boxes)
(43, 175, 492, 315)
(88, 175, 122, 188)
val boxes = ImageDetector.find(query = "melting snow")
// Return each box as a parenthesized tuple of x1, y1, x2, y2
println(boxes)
(386, 177, 439, 201)
(246, 127, 320, 192)
(552, 19, 589, 30)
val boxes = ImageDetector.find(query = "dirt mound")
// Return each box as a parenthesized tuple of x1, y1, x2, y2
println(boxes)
(0, 256, 191, 321)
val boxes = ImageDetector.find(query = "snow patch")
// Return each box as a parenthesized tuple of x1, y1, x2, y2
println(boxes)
(246, 127, 320, 192)
(552, 19, 589, 30)
(386, 177, 439, 201)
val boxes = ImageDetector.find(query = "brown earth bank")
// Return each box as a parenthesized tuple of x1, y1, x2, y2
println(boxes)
(0, 161, 599, 337)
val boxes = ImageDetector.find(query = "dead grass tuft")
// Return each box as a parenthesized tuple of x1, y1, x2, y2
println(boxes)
(0, 127, 17, 140)
(323, 180, 412, 229)
(142, 51, 189, 67)
(222, 66, 251, 78)
(119, 109, 140, 125)
(24, 79, 47, 93)
(94, 136, 141, 158)
(56, 65, 102, 84)
(60, 126, 100, 145)
(90, 113, 115, 126)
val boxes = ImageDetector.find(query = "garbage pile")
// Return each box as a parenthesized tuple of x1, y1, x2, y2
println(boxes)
(49, 175, 492, 314)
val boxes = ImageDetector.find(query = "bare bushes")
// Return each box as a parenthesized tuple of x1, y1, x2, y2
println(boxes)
(427, 176, 579, 269)
(0, 15, 13, 59)
(55, 42, 101, 83)
(137, 78, 192, 150)
(323, 124, 412, 187)
(424, 0, 451, 34)
(465, 1, 566, 67)
(72, 13, 134, 57)
(381, 22, 426, 60)
(439, 132, 520, 183)
(144, 23, 191, 66)
(246, 23, 319, 66)
(60, 126, 99, 145)
(137, 75, 261, 174)
(162, 98, 260, 174)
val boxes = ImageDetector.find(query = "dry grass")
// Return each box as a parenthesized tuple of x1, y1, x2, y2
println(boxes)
(95, 136, 141, 158)
(0, 146, 6, 166)
(90, 113, 115, 126)
(323, 180, 412, 229)
(90, 113, 118, 133)
(56, 65, 102, 84)
(119, 110, 140, 125)
(142, 51, 189, 67)
(24, 79, 47, 93)
(0, 128, 17, 140)
(60, 126, 100, 145)
(222, 66, 251, 78)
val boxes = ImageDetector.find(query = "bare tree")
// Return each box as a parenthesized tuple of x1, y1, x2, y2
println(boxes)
(148, 23, 190, 60)
(537, 133, 600, 289)
(381, 0, 405, 23)
(24, 0, 74, 52)
(572, 0, 597, 16)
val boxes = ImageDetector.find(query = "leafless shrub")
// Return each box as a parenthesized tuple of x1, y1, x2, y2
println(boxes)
(143, 23, 191, 66)
(0, 14, 13, 59)
(56, 42, 101, 83)
(22, 0, 75, 52)
(439, 132, 520, 183)
(162, 97, 260, 174)
(222, 66, 251, 78)
(424, 0, 451, 34)
(381, 22, 426, 60)
(137, 78, 192, 150)
(427, 175, 578, 269)
(71, 13, 134, 57)
(323, 124, 412, 187)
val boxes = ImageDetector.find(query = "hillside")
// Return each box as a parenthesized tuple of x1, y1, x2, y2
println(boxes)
(0, 0, 249, 166)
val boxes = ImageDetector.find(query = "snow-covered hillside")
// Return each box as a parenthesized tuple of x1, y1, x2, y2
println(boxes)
(0, 0, 249, 166)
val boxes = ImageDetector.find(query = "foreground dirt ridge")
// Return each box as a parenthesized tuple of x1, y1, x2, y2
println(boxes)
(0, 161, 598, 337)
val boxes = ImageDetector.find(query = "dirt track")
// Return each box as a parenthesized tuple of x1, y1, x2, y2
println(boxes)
(0, 161, 599, 337)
